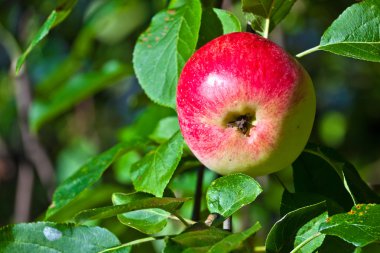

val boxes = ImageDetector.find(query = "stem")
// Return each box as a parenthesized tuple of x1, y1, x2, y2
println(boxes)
(173, 212, 190, 227)
(290, 232, 322, 253)
(192, 166, 205, 221)
(254, 246, 266, 252)
(99, 236, 167, 253)
(169, 214, 196, 225)
(296, 46, 320, 58)
(263, 18, 270, 38)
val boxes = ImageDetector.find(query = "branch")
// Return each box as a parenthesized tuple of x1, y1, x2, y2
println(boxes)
(12, 67, 55, 199)
(192, 166, 205, 221)
(2, 21, 56, 199)
(14, 162, 34, 222)
(223, 216, 232, 232)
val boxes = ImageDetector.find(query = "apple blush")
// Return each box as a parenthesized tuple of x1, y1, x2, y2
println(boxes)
(176, 32, 316, 177)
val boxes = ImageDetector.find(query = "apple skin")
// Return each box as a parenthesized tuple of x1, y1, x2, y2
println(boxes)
(176, 32, 316, 177)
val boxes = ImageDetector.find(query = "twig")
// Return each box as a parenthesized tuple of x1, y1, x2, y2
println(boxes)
(172, 212, 190, 227)
(1, 22, 56, 199)
(214, 0, 224, 8)
(192, 166, 205, 221)
(223, 216, 232, 232)
(169, 214, 196, 225)
(14, 162, 34, 222)
(205, 213, 219, 226)
(0, 137, 16, 182)
(12, 67, 55, 199)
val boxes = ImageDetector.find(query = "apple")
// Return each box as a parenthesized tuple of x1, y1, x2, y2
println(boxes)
(176, 32, 316, 177)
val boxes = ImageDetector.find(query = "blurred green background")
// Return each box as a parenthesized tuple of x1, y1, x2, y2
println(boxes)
(0, 0, 379, 250)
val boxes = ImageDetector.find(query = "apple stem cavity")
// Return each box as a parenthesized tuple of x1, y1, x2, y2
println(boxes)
(227, 113, 255, 136)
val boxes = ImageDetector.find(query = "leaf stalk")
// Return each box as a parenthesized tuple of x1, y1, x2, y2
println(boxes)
(296, 45, 320, 58)
(290, 232, 322, 253)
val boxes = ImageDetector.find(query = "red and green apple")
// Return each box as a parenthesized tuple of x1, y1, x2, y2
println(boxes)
(176, 32, 316, 177)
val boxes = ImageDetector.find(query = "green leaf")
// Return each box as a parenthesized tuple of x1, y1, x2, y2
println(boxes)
(46, 184, 127, 223)
(131, 131, 184, 197)
(74, 197, 189, 223)
(293, 144, 380, 211)
(196, 7, 223, 48)
(16, 0, 78, 73)
(118, 105, 175, 142)
(46, 141, 141, 219)
(242, 0, 296, 37)
(294, 213, 327, 253)
(320, 204, 380, 247)
(112, 192, 170, 234)
(30, 61, 132, 131)
(114, 151, 141, 184)
(86, 0, 149, 44)
(318, 0, 380, 62)
(318, 236, 356, 253)
(265, 202, 326, 253)
(206, 173, 262, 217)
(133, 0, 202, 108)
(213, 8, 242, 34)
(149, 116, 180, 143)
(0, 222, 127, 253)
(207, 222, 261, 253)
(172, 226, 230, 247)
(280, 190, 345, 216)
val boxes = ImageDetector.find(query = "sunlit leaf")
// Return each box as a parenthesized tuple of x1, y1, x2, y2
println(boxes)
(320, 204, 380, 247)
(112, 192, 170, 234)
(206, 173, 262, 218)
(294, 213, 327, 253)
(118, 105, 175, 142)
(131, 131, 184, 197)
(133, 0, 202, 108)
(298, 0, 380, 62)
(213, 8, 242, 34)
(172, 226, 230, 247)
(149, 116, 180, 143)
(319, 0, 380, 62)
(0, 222, 128, 253)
